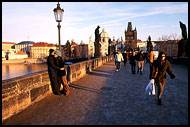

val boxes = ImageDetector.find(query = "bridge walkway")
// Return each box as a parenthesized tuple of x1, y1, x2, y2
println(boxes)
(3, 60, 188, 125)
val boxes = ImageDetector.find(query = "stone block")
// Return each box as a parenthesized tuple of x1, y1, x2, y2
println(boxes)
(2, 96, 18, 119)
(69, 65, 76, 74)
(2, 81, 18, 100)
(18, 77, 33, 92)
(33, 74, 42, 84)
(30, 84, 49, 102)
(18, 91, 30, 104)
(75, 64, 80, 71)
(80, 62, 85, 69)
(77, 71, 82, 77)
(72, 73, 76, 80)
(41, 73, 50, 83)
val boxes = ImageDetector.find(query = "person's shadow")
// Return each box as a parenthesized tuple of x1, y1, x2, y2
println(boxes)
(69, 83, 101, 94)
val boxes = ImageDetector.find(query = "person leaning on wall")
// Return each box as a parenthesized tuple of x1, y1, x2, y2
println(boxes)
(47, 49, 65, 95)
(54, 50, 70, 96)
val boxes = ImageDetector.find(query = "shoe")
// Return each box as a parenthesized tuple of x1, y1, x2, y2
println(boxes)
(140, 71, 142, 74)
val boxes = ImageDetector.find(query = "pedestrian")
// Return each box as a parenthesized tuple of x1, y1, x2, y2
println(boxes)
(149, 51, 155, 75)
(129, 51, 136, 74)
(137, 50, 145, 74)
(149, 51, 176, 105)
(54, 50, 70, 96)
(115, 50, 124, 71)
(122, 50, 127, 66)
(47, 49, 64, 95)
(114, 51, 117, 65)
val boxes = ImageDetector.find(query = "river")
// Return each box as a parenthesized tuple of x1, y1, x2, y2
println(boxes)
(2, 64, 48, 81)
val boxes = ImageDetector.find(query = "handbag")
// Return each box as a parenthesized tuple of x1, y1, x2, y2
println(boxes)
(145, 79, 155, 95)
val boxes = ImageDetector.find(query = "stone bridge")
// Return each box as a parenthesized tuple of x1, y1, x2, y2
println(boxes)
(2, 56, 188, 125)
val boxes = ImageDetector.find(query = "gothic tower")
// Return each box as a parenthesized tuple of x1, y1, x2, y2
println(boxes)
(124, 22, 137, 50)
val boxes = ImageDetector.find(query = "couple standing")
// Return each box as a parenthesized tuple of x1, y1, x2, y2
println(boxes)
(47, 49, 69, 96)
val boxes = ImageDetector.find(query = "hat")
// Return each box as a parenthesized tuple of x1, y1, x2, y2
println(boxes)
(49, 49, 55, 54)
(54, 50, 61, 57)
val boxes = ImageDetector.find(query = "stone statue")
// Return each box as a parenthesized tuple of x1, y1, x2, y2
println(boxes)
(179, 21, 187, 40)
(95, 25, 100, 42)
(94, 25, 101, 58)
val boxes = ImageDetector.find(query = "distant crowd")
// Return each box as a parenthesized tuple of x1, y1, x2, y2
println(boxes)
(114, 49, 175, 105)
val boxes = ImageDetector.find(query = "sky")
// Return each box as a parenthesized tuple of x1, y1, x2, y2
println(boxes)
(2, 2, 188, 45)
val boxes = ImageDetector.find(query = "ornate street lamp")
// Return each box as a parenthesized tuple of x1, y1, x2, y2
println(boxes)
(53, 2, 64, 51)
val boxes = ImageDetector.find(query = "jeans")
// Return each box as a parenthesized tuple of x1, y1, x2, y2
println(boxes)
(116, 61, 121, 70)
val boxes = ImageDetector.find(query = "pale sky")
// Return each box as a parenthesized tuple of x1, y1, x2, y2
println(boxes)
(2, 2, 188, 45)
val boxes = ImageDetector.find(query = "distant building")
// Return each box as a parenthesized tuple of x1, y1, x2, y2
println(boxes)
(137, 40, 147, 52)
(2, 42, 16, 51)
(88, 35, 95, 59)
(100, 28, 109, 56)
(153, 40, 178, 56)
(115, 37, 125, 52)
(124, 22, 137, 50)
(7, 50, 28, 60)
(31, 42, 57, 58)
(2, 50, 6, 60)
(15, 41, 35, 57)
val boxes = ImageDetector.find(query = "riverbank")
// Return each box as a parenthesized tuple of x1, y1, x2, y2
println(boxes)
(2, 58, 46, 64)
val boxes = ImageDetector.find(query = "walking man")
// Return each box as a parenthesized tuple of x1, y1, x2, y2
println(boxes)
(115, 50, 124, 71)
(130, 51, 136, 74)
(137, 50, 145, 74)
(122, 50, 127, 66)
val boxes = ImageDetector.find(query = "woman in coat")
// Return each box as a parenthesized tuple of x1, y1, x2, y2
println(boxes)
(54, 50, 70, 96)
(150, 51, 175, 105)
(47, 49, 64, 95)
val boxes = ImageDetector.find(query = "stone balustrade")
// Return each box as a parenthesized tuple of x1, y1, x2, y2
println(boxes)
(2, 55, 114, 122)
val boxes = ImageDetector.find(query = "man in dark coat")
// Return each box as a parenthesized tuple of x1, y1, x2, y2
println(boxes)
(149, 51, 175, 105)
(47, 49, 64, 95)
(136, 50, 145, 74)
(122, 50, 127, 66)
(130, 51, 136, 74)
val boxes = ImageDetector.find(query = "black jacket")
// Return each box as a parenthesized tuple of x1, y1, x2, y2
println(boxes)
(122, 53, 127, 61)
(56, 57, 66, 76)
(137, 53, 145, 61)
(47, 55, 60, 76)
(130, 55, 136, 65)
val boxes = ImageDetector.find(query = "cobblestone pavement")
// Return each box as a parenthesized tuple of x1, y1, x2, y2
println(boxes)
(3, 60, 188, 125)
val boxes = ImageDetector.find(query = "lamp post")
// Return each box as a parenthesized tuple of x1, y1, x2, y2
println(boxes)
(53, 2, 64, 51)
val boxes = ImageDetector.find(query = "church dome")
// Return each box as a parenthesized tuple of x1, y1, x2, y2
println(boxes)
(100, 28, 109, 38)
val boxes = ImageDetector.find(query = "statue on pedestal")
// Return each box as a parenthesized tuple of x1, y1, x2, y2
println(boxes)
(178, 21, 188, 57)
(179, 21, 187, 40)
(94, 25, 101, 58)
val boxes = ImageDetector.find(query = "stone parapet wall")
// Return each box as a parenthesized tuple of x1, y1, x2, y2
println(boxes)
(2, 71, 51, 122)
(2, 55, 114, 122)
(67, 55, 114, 83)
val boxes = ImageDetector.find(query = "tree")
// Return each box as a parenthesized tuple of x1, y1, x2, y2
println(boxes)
(157, 33, 181, 41)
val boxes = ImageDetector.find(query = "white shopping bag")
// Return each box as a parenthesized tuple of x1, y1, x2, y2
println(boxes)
(145, 79, 155, 95)
(151, 79, 155, 95)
